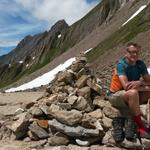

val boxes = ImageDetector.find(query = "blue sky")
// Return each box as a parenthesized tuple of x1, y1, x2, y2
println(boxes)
(0, 0, 100, 56)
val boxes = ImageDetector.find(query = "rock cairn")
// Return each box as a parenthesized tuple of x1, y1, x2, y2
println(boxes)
(1, 55, 150, 149)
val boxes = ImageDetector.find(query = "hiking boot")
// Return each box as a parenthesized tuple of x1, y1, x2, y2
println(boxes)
(125, 118, 137, 142)
(120, 138, 142, 149)
(112, 117, 125, 143)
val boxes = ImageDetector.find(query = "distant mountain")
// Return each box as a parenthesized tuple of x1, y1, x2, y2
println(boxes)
(0, 0, 150, 89)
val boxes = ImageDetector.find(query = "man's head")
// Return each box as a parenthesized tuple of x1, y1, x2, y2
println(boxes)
(125, 42, 141, 64)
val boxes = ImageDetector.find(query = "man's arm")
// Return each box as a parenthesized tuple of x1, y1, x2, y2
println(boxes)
(142, 74, 150, 85)
(119, 75, 142, 91)
(118, 75, 130, 90)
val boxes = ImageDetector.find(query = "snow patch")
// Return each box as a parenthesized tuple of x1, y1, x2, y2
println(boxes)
(5, 57, 76, 93)
(122, 5, 147, 26)
(58, 34, 61, 38)
(8, 64, 11, 68)
(84, 48, 93, 54)
(19, 61, 23, 64)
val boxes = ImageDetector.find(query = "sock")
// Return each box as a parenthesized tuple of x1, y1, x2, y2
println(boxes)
(133, 114, 147, 134)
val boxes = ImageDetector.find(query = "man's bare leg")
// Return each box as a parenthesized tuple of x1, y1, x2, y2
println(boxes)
(123, 89, 150, 139)
(124, 89, 140, 116)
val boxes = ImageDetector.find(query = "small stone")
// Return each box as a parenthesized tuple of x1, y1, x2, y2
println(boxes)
(29, 122, 49, 139)
(67, 95, 78, 105)
(48, 132, 69, 146)
(37, 120, 49, 129)
(30, 107, 44, 118)
(11, 112, 31, 139)
(75, 75, 89, 88)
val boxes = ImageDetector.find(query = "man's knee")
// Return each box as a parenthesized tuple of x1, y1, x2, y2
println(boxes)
(125, 89, 138, 97)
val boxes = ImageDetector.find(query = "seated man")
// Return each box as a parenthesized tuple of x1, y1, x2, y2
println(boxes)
(108, 42, 150, 141)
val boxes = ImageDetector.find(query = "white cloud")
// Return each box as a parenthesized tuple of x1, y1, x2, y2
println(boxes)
(0, 40, 20, 47)
(14, 0, 98, 26)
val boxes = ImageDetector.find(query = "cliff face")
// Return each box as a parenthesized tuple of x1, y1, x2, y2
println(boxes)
(0, 0, 150, 89)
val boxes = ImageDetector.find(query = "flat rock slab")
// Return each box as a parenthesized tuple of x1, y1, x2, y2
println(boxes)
(0, 92, 44, 116)
(0, 92, 44, 105)
(0, 105, 22, 116)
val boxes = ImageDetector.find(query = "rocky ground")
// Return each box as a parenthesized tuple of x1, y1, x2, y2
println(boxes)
(0, 56, 150, 150)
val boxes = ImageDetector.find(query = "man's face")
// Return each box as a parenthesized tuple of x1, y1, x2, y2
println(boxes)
(126, 45, 140, 64)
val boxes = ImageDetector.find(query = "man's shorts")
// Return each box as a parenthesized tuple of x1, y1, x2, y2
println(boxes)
(108, 90, 128, 108)
(107, 89, 149, 108)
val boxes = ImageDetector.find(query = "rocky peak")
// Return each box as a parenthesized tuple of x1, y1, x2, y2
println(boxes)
(49, 19, 69, 34)
(17, 35, 33, 49)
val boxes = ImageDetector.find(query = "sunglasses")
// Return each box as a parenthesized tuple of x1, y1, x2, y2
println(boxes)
(127, 50, 139, 55)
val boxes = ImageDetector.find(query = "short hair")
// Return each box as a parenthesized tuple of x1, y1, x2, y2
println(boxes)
(126, 42, 141, 51)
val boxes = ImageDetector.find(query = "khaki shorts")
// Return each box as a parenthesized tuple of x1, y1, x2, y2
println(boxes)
(108, 90, 149, 108)
(108, 90, 128, 108)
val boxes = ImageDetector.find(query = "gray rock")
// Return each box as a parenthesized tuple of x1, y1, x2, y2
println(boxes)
(77, 68, 88, 78)
(102, 130, 116, 147)
(64, 85, 74, 94)
(30, 107, 44, 118)
(142, 138, 150, 150)
(75, 75, 89, 88)
(11, 112, 31, 139)
(21, 101, 35, 109)
(103, 106, 121, 119)
(40, 104, 52, 118)
(77, 87, 91, 99)
(57, 71, 74, 85)
(47, 94, 58, 104)
(48, 119, 101, 138)
(0, 125, 12, 140)
(14, 108, 25, 115)
(29, 139, 47, 149)
(48, 132, 69, 146)
(81, 114, 97, 129)
(86, 79, 102, 95)
(46, 85, 52, 94)
(88, 109, 103, 119)
(57, 103, 71, 110)
(102, 115, 113, 129)
(93, 96, 111, 109)
(72, 96, 93, 112)
(29, 122, 49, 139)
(140, 104, 147, 120)
(57, 93, 68, 103)
(27, 130, 39, 140)
(49, 109, 83, 126)
(67, 95, 78, 105)
(71, 62, 85, 73)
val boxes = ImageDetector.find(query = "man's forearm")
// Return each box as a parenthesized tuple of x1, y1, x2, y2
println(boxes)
(141, 81, 150, 86)
(137, 85, 150, 91)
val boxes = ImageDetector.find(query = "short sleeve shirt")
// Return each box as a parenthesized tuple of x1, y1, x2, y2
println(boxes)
(117, 58, 148, 81)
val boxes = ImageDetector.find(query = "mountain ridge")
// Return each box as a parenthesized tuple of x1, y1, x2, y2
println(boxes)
(0, 0, 150, 89)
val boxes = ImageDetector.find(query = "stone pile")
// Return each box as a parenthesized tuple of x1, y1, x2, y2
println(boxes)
(2, 55, 150, 149)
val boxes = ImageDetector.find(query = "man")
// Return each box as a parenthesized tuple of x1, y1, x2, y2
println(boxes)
(109, 42, 150, 142)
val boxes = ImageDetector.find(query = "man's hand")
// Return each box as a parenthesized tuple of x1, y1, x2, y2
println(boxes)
(126, 81, 142, 90)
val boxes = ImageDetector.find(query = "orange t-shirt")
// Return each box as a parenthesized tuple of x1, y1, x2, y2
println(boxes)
(110, 68, 123, 92)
